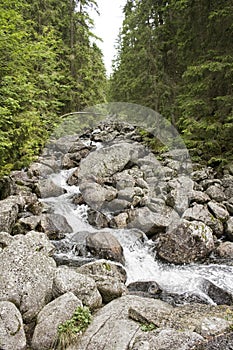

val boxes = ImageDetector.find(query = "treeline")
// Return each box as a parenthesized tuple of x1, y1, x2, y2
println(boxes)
(109, 0, 233, 167)
(0, 0, 107, 175)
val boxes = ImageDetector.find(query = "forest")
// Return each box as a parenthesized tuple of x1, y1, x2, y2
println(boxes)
(0, 0, 233, 177)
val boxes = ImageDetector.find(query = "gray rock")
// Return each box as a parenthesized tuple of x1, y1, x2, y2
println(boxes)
(0, 176, 14, 200)
(0, 231, 56, 322)
(31, 292, 82, 350)
(0, 197, 19, 233)
(225, 198, 233, 215)
(28, 162, 55, 177)
(96, 276, 127, 303)
(53, 266, 102, 309)
(128, 206, 180, 237)
(157, 220, 214, 264)
(192, 332, 233, 350)
(86, 231, 125, 265)
(226, 217, 233, 241)
(207, 201, 229, 221)
(13, 215, 41, 235)
(0, 301, 26, 350)
(128, 281, 162, 298)
(77, 259, 127, 283)
(182, 204, 224, 237)
(109, 212, 129, 229)
(197, 316, 231, 337)
(66, 295, 172, 350)
(189, 190, 210, 204)
(206, 185, 226, 202)
(38, 213, 73, 239)
(79, 142, 139, 180)
(0, 231, 13, 249)
(35, 178, 65, 198)
(129, 329, 203, 350)
(113, 171, 136, 190)
(216, 241, 233, 258)
(80, 181, 117, 210)
(87, 209, 109, 228)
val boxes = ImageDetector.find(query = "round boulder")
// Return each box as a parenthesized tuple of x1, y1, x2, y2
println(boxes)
(86, 231, 125, 265)
(157, 220, 214, 264)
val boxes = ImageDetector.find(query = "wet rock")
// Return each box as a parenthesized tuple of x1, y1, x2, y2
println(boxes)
(61, 153, 78, 169)
(87, 209, 109, 228)
(0, 231, 56, 322)
(156, 220, 214, 264)
(31, 292, 82, 350)
(203, 279, 233, 305)
(109, 212, 129, 228)
(0, 301, 26, 350)
(127, 281, 162, 298)
(226, 217, 233, 241)
(207, 201, 229, 221)
(53, 266, 102, 309)
(67, 168, 79, 186)
(38, 213, 73, 239)
(0, 197, 19, 233)
(72, 192, 85, 205)
(86, 231, 125, 265)
(34, 178, 65, 198)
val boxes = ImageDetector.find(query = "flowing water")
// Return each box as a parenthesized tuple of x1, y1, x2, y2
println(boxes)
(42, 169, 233, 305)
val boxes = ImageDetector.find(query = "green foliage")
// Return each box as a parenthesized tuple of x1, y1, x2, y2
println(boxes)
(0, 0, 107, 177)
(55, 306, 92, 349)
(109, 0, 233, 168)
(140, 323, 157, 332)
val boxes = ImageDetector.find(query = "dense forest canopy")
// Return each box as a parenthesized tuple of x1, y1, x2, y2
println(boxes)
(0, 0, 232, 177)
(0, 0, 107, 176)
(109, 0, 233, 167)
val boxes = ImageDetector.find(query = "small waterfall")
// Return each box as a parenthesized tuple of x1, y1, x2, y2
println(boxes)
(41, 169, 233, 304)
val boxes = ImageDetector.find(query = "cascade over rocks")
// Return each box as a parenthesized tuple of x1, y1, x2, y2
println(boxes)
(1, 120, 233, 349)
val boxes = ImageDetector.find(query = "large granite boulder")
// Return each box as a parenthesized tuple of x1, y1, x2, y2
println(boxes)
(78, 142, 143, 180)
(86, 231, 125, 265)
(0, 301, 26, 350)
(66, 294, 233, 350)
(156, 220, 214, 264)
(0, 231, 56, 322)
(53, 266, 102, 309)
(31, 292, 82, 350)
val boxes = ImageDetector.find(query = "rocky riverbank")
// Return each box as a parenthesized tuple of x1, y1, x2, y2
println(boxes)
(0, 120, 233, 349)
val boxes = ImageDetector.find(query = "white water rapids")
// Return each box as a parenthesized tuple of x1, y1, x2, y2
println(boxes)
(42, 169, 233, 304)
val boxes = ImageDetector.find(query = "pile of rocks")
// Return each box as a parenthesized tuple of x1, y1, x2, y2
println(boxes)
(0, 120, 233, 349)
